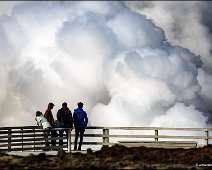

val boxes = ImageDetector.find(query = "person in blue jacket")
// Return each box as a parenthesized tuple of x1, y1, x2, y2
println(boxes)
(73, 102, 88, 150)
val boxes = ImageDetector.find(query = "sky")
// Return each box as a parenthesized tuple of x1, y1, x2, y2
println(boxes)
(0, 1, 212, 129)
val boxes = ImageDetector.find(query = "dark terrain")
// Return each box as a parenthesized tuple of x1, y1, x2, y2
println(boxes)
(1, 144, 212, 169)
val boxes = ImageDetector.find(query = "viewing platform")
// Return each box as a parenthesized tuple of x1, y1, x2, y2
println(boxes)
(0, 126, 211, 153)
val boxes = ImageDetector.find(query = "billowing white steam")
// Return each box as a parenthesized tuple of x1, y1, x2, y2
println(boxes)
(0, 1, 211, 130)
(125, 1, 212, 72)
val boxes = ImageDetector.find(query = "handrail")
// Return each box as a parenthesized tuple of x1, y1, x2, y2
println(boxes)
(1, 126, 212, 131)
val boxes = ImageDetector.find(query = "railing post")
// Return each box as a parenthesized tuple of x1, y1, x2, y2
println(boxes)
(103, 128, 109, 146)
(68, 129, 72, 153)
(8, 128, 11, 152)
(205, 130, 209, 146)
(155, 130, 158, 141)
(33, 128, 36, 151)
(21, 128, 23, 151)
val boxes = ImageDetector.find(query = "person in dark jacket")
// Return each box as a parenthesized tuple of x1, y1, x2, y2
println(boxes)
(73, 102, 88, 150)
(57, 102, 73, 146)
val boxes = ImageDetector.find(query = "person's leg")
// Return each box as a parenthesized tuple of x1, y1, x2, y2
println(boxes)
(44, 131, 49, 146)
(59, 130, 64, 146)
(74, 128, 80, 150)
(65, 129, 69, 146)
(78, 128, 85, 150)
(51, 130, 57, 146)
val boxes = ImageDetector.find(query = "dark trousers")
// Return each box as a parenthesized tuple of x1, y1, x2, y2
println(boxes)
(74, 128, 85, 150)
(59, 130, 64, 146)
(51, 130, 58, 146)
(44, 130, 50, 146)
(58, 130, 69, 146)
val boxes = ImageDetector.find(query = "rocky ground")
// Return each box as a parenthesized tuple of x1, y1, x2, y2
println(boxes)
(1, 144, 212, 169)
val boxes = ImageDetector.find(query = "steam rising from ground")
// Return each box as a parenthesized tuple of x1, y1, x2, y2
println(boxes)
(0, 1, 211, 129)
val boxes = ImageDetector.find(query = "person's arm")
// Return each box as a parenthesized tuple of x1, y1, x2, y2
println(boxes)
(35, 118, 39, 126)
(36, 117, 42, 127)
(50, 113, 55, 127)
(57, 109, 61, 122)
(84, 112, 88, 127)
(73, 111, 76, 127)
(44, 110, 47, 117)
(69, 109, 73, 128)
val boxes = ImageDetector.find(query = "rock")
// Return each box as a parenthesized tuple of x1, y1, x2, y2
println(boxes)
(57, 148, 66, 159)
(38, 153, 46, 161)
(87, 148, 93, 155)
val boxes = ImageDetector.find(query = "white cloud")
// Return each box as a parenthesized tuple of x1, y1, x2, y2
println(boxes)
(0, 1, 211, 131)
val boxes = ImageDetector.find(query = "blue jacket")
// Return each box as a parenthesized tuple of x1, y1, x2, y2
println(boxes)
(73, 108, 88, 128)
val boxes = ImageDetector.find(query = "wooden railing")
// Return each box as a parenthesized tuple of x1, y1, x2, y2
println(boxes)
(0, 126, 211, 152)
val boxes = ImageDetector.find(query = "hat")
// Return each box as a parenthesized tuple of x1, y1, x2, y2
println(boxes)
(49, 102, 55, 106)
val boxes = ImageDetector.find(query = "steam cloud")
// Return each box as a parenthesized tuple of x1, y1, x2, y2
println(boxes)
(0, 1, 211, 130)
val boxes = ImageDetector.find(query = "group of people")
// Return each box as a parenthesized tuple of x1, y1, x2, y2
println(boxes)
(35, 102, 88, 150)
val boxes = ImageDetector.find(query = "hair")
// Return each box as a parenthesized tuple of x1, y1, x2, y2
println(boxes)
(36, 111, 42, 117)
(62, 102, 67, 107)
(48, 102, 54, 109)
(78, 102, 83, 108)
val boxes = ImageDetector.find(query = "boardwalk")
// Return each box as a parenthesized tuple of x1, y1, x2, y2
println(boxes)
(0, 126, 211, 152)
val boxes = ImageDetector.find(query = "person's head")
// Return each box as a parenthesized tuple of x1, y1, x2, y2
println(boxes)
(78, 102, 83, 109)
(48, 102, 55, 109)
(62, 102, 67, 108)
(36, 111, 42, 117)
